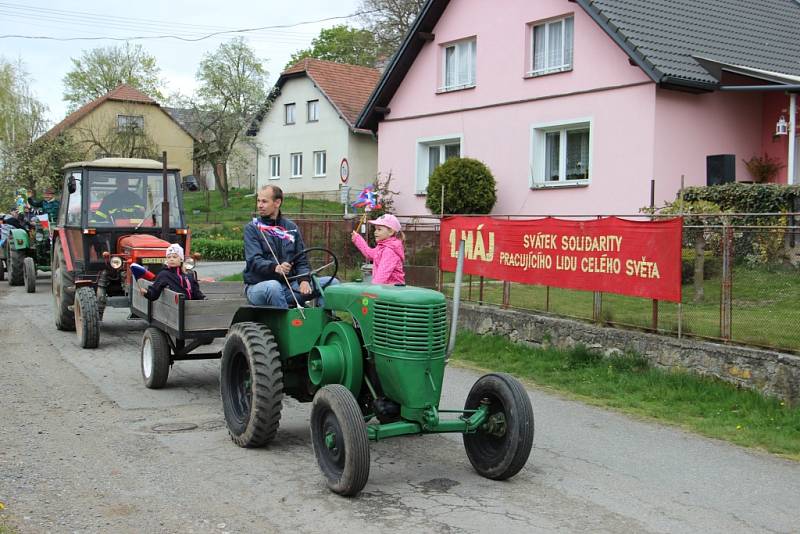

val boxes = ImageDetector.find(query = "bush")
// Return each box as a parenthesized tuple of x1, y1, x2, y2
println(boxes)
(425, 157, 497, 215)
(681, 248, 720, 283)
(191, 238, 244, 261)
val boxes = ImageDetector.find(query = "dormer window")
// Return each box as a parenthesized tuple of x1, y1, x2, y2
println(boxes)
(529, 16, 574, 76)
(440, 38, 476, 92)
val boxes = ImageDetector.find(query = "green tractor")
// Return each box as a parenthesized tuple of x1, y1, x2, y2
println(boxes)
(218, 273, 534, 496)
(1, 214, 51, 292)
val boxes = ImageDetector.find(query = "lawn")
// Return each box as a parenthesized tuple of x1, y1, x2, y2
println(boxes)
(443, 264, 800, 352)
(452, 331, 800, 459)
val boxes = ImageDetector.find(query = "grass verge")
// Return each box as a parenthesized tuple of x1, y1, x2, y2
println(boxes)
(452, 331, 800, 459)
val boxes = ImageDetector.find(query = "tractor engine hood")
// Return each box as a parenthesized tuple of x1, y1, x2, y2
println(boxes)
(119, 234, 171, 266)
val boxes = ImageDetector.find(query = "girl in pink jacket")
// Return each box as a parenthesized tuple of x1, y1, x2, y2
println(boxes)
(351, 214, 405, 285)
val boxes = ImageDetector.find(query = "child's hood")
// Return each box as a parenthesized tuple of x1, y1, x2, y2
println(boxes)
(379, 236, 405, 261)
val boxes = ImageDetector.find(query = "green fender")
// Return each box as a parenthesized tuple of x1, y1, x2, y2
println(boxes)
(308, 321, 363, 396)
(8, 228, 30, 251)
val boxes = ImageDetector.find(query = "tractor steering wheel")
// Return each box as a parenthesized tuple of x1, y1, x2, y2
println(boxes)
(286, 247, 339, 290)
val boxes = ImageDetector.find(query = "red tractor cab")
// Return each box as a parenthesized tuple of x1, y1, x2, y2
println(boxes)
(52, 158, 195, 348)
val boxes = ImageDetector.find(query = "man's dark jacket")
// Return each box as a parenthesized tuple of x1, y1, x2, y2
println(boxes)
(243, 214, 311, 286)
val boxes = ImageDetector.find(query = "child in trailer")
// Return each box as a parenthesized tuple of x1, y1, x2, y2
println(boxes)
(140, 243, 205, 301)
(351, 214, 406, 285)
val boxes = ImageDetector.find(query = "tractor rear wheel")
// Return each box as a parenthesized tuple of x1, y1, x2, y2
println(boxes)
(310, 384, 370, 496)
(23, 256, 36, 293)
(141, 327, 171, 389)
(74, 286, 100, 349)
(8, 249, 24, 286)
(463, 373, 534, 480)
(220, 322, 283, 448)
(52, 239, 75, 331)
(0, 255, 5, 281)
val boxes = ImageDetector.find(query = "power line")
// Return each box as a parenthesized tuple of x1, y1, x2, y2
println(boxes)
(0, 10, 376, 42)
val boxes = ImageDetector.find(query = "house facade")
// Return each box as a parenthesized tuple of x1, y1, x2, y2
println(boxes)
(358, 0, 800, 216)
(252, 59, 380, 196)
(45, 85, 195, 178)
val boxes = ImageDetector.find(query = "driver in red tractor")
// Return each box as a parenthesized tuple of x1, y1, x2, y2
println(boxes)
(93, 176, 146, 224)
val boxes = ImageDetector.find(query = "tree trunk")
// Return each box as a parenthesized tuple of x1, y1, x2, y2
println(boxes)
(693, 234, 706, 303)
(213, 160, 229, 208)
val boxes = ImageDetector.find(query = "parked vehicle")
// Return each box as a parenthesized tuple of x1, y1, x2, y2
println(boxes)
(53, 157, 194, 348)
(132, 248, 534, 497)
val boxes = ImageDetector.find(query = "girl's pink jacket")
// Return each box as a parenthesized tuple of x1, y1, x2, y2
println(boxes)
(352, 233, 405, 285)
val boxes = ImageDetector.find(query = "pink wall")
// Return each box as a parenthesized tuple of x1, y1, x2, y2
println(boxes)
(653, 89, 762, 201)
(761, 92, 795, 183)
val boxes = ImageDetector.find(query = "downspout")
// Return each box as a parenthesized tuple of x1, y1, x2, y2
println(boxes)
(789, 93, 797, 185)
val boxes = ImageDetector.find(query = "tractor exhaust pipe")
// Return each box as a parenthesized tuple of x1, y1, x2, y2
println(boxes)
(161, 151, 169, 241)
(446, 239, 465, 359)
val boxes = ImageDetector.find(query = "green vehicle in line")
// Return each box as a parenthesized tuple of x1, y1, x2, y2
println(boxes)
(133, 247, 535, 496)
(1, 213, 51, 292)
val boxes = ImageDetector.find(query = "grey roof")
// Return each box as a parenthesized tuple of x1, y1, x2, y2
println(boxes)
(579, 0, 800, 87)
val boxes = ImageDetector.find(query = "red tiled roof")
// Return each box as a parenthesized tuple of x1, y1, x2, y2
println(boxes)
(281, 58, 382, 128)
(45, 84, 159, 138)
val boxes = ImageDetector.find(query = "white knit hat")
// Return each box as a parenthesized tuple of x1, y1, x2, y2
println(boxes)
(165, 243, 184, 261)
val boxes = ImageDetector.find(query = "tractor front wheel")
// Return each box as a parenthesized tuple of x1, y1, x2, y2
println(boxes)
(8, 249, 24, 286)
(220, 322, 283, 448)
(463, 373, 534, 481)
(23, 256, 36, 293)
(142, 327, 171, 389)
(74, 286, 100, 349)
(0, 256, 5, 281)
(310, 384, 370, 496)
(52, 239, 75, 331)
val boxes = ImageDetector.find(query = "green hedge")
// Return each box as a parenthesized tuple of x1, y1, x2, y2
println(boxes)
(192, 238, 244, 261)
(681, 183, 799, 213)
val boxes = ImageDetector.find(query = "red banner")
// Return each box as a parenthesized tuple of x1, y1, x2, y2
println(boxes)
(439, 216, 683, 302)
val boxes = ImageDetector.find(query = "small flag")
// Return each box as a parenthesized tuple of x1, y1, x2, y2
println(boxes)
(351, 185, 382, 210)
(130, 263, 156, 281)
(251, 219, 295, 243)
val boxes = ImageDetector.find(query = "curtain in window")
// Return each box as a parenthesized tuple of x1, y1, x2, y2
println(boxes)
(445, 46, 456, 87)
(445, 143, 461, 160)
(566, 129, 589, 180)
(548, 20, 563, 69)
(564, 17, 574, 68)
(545, 132, 560, 181)
(533, 24, 546, 72)
(428, 146, 441, 178)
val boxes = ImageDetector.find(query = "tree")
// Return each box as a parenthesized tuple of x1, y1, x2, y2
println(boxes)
(286, 25, 380, 69)
(358, 0, 426, 58)
(62, 43, 164, 111)
(13, 134, 82, 199)
(192, 38, 269, 207)
(425, 158, 497, 215)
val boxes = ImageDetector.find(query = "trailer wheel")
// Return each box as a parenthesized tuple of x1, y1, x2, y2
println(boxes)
(8, 249, 24, 286)
(142, 327, 171, 389)
(310, 384, 370, 496)
(0, 256, 6, 281)
(220, 322, 283, 447)
(23, 256, 36, 293)
(463, 373, 534, 480)
(74, 286, 100, 349)
(52, 239, 75, 331)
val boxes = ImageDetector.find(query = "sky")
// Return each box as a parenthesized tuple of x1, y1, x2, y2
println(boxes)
(0, 0, 363, 126)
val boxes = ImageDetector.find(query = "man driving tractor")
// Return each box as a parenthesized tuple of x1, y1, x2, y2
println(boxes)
(93, 176, 145, 224)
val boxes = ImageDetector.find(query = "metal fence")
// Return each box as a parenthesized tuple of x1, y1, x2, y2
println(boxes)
(198, 213, 800, 354)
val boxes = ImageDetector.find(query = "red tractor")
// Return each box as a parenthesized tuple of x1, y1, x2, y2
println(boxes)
(52, 158, 195, 348)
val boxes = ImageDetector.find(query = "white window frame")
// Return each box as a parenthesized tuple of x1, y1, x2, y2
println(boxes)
(529, 16, 574, 77)
(307, 100, 319, 122)
(269, 155, 280, 179)
(530, 118, 592, 188)
(415, 134, 464, 194)
(290, 152, 303, 178)
(439, 38, 476, 92)
(285, 103, 296, 125)
(313, 150, 327, 177)
(117, 114, 144, 132)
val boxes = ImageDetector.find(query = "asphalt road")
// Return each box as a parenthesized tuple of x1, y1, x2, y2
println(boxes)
(1, 269, 799, 533)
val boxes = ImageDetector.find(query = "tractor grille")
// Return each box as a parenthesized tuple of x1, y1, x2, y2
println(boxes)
(373, 301, 448, 355)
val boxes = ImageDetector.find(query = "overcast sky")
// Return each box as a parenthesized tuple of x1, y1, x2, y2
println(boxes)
(0, 0, 363, 125)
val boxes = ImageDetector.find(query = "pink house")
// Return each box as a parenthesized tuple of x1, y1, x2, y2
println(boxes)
(357, 0, 800, 216)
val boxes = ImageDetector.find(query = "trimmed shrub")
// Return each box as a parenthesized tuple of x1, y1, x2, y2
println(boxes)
(425, 157, 497, 215)
(191, 238, 244, 261)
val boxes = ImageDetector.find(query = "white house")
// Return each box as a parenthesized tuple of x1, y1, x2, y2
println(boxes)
(253, 58, 381, 196)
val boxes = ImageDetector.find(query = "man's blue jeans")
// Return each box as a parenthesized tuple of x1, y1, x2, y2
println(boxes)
(246, 277, 337, 308)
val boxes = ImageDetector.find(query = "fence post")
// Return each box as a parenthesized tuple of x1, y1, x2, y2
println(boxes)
(720, 223, 734, 340)
(593, 291, 603, 324)
(545, 286, 550, 312)
(502, 281, 511, 309)
(478, 276, 485, 305)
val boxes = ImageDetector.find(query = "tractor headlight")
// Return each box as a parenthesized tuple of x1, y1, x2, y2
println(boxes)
(184, 257, 196, 270)
(110, 256, 123, 270)
(35, 232, 45, 242)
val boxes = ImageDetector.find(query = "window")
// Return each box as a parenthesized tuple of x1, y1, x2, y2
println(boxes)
(291, 153, 303, 177)
(531, 119, 591, 187)
(269, 155, 280, 179)
(441, 38, 476, 91)
(313, 151, 326, 177)
(415, 135, 462, 193)
(65, 171, 82, 226)
(117, 115, 144, 132)
(285, 103, 296, 125)
(307, 100, 319, 122)
(530, 16, 574, 76)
